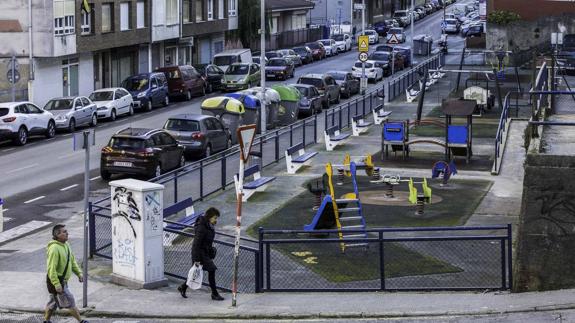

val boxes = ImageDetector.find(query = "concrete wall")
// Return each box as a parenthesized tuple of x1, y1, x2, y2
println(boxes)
(514, 154, 575, 292)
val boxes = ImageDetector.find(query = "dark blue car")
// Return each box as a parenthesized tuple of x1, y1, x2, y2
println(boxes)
(121, 72, 169, 112)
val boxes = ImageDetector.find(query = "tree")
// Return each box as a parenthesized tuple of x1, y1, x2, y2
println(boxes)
(232, 0, 272, 49)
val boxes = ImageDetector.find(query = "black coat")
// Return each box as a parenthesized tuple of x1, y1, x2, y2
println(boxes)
(191, 215, 217, 271)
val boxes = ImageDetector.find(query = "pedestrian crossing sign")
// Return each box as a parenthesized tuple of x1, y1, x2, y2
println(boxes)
(358, 35, 369, 52)
(389, 34, 399, 44)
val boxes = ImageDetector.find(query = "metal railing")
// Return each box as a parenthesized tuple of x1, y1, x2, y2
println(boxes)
(324, 83, 384, 131)
(386, 53, 443, 102)
(258, 225, 513, 292)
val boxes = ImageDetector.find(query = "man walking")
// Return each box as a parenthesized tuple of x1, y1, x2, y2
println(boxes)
(44, 224, 88, 323)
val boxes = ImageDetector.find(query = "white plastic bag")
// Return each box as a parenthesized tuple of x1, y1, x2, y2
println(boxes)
(186, 263, 203, 290)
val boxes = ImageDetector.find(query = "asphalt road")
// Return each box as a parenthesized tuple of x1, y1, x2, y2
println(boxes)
(0, 1, 471, 230)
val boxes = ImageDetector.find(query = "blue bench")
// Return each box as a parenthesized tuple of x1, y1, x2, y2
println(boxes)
(234, 164, 276, 202)
(162, 197, 201, 246)
(285, 142, 318, 174)
(372, 105, 392, 125)
(351, 115, 373, 136)
(324, 125, 350, 151)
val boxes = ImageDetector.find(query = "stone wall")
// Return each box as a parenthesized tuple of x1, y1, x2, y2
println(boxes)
(514, 154, 575, 292)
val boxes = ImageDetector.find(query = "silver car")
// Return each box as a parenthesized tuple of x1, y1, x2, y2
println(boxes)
(278, 49, 303, 66)
(43, 96, 98, 132)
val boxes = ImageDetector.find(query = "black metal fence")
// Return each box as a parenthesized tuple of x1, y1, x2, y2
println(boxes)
(324, 83, 384, 131)
(257, 225, 513, 292)
(386, 53, 443, 102)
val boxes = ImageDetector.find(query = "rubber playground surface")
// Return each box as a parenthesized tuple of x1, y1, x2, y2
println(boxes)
(372, 150, 493, 171)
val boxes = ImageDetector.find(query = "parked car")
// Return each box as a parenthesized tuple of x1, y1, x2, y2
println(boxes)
(305, 42, 326, 60)
(352, 61, 383, 83)
(414, 7, 426, 19)
(368, 51, 404, 76)
(292, 84, 324, 116)
(442, 18, 460, 34)
(393, 10, 410, 26)
(265, 51, 284, 60)
(386, 27, 406, 43)
(318, 39, 338, 56)
(252, 56, 268, 65)
(297, 73, 341, 107)
(163, 114, 230, 158)
(223, 63, 261, 91)
(213, 48, 252, 72)
(373, 19, 399, 36)
(278, 49, 303, 66)
(461, 23, 484, 37)
(332, 34, 352, 52)
(326, 71, 360, 98)
(43, 96, 98, 132)
(193, 64, 225, 93)
(292, 46, 313, 64)
(357, 29, 379, 44)
(156, 65, 206, 100)
(121, 72, 169, 112)
(100, 128, 185, 180)
(0, 101, 55, 145)
(265, 58, 295, 80)
(89, 88, 134, 121)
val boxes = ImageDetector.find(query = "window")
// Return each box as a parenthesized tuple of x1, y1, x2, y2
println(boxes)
(183, 0, 191, 22)
(53, 0, 75, 35)
(75, 99, 83, 108)
(81, 7, 92, 34)
(102, 3, 113, 33)
(228, 0, 236, 16)
(271, 17, 278, 34)
(120, 2, 130, 31)
(218, 0, 224, 19)
(196, 0, 204, 21)
(26, 104, 42, 114)
(81, 97, 91, 106)
(207, 0, 213, 20)
(166, 0, 178, 24)
(137, 1, 146, 28)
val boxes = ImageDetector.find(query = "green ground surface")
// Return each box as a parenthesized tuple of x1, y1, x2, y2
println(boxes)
(374, 150, 493, 171)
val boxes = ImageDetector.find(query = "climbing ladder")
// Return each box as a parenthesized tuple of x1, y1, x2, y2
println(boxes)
(326, 162, 368, 253)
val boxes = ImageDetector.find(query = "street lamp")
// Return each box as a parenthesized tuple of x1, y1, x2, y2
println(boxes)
(410, 0, 414, 66)
(260, 0, 267, 135)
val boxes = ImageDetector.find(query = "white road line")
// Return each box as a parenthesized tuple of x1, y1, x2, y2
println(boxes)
(90, 176, 100, 181)
(58, 152, 78, 159)
(1, 148, 15, 152)
(2, 209, 8, 213)
(24, 196, 45, 204)
(5, 163, 38, 174)
(60, 184, 78, 191)
(3, 217, 13, 222)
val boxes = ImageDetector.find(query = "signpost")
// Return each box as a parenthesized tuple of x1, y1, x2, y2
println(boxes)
(7, 55, 19, 101)
(358, 32, 369, 94)
(231, 124, 256, 307)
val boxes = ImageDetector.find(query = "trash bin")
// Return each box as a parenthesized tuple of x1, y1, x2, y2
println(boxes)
(224, 93, 261, 132)
(272, 85, 301, 126)
(413, 34, 433, 56)
(201, 96, 245, 143)
(239, 87, 281, 129)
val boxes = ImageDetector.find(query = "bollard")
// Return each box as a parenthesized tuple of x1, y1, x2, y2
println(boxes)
(372, 167, 380, 182)
(386, 183, 394, 198)
(416, 199, 425, 215)
(0, 198, 3, 232)
(337, 168, 345, 185)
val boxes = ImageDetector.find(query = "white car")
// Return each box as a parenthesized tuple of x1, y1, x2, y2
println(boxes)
(0, 101, 56, 145)
(358, 29, 379, 44)
(89, 88, 134, 121)
(332, 34, 352, 52)
(44, 96, 98, 132)
(318, 39, 337, 56)
(351, 60, 383, 83)
(442, 19, 460, 34)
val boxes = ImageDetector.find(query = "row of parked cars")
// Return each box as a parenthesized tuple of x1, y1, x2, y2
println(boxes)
(441, 1, 484, 38)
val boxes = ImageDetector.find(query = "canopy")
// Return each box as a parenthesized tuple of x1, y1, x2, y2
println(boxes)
(272, 85, 301, 102)
(201, 96, 245, 114)
(240, 87, 281, 105)
(224, 93, 260, 110)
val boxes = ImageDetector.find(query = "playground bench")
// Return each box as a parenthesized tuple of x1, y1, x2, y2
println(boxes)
(351, 115, 373, 136)
(234, 164, 276, 202)
(324, 125, 350, 151)
(372, 105, 392, 125)
(163, 197, 201, 246)
(285, 142, 318, 174)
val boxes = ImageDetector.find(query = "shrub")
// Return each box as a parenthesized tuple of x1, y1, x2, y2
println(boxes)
(487, 10, 521, 25)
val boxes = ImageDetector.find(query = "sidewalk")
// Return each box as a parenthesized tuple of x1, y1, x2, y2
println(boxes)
(1, 71, 565, 321)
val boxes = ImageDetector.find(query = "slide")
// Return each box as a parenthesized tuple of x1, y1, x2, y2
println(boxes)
(303, 195, 348, 231)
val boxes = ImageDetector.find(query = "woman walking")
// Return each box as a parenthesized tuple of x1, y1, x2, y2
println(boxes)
(178, 207, 224, 301)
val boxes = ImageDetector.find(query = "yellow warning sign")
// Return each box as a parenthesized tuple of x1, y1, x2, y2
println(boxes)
(358, 35, 369, 52)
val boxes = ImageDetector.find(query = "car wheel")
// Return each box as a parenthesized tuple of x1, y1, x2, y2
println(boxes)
(335, 92, 341, 104)
(179, 154, 186, 168)
(186, 90, 192, 101)
(204, 144, 212, 158)
(152, 164, 162, 178)
(163, 95, 169, 107)
(13, 126, 28, 146)
(129, 105, 135, 116)
(145, 100, 153, 112)
(110, 109, 117, 121)
(100, 170, 111, 180)
(326, 95, 332, 106)
(90, 114, 98, 127)
(226, 138, 232, 149)
(46, 121, 56, 138)
(68, 118, 76, 133)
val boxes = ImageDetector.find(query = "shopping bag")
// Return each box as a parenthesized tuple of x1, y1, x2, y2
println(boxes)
(186, 263, 203, 290)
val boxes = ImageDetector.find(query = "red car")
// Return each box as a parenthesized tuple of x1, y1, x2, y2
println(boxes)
(305, 42, 326, 61)
(156, 65, 206, 101)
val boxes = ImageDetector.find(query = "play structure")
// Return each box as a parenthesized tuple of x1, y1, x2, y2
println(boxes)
(304, 162, 368, 252)
(431, 160, 458, 186)
(381, 98, 476, 163)
(408, 178, 432, 215)
(337, 153, 380, 183)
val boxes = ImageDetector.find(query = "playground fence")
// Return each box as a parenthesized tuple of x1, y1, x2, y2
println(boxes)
(258, 225, 513, 292)
(387, 53, 443, 102)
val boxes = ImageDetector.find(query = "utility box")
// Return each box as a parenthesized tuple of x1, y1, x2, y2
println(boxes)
(413, 34, 433, 55)
(109, 179, 168, 289)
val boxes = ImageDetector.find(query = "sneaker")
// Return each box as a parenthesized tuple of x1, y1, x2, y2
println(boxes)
(211, 293, 224, 301)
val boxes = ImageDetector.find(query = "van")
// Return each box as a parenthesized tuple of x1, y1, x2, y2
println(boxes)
(121, 72, 169, 111)
(155, 65, 206, 101)
(213, 49, 253, 72)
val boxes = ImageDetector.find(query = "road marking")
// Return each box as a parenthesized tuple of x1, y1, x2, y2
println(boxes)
(60, 184, 78, 191)
(24, 196, 45, 204)
(2, 209, 8, 213)
(5, 163, 38, 174)
(1, 148, 15, 153)
(58, 152, 78, 159)
(3, 217, 13, 222)
(90, 176, 100, 181)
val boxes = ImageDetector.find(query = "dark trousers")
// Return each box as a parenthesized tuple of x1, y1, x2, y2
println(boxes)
(180, 270, 217, 294)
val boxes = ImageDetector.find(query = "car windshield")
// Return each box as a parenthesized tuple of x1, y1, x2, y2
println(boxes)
(370, 53, 390, 60)
(279, 50, 290, 56)
(365, 31, 376, 35)
(333, 34, 345, 41)
(376, 46, 393, 52)
(355, 62, 373, 68)
(320, 40, 331, 46)
(268, 59, 286, 66)
(328, 72, 346, 80)
(389, 28, 402, 34)
(295, 87, 309, 96)
(446, 20, 457, 25)
(193, 64, 207, 74)
(213, 56, 238, 66)
(266, 52, 280, 59)
(164, 119, 200, 132)
(121, 76, 149, 91)
(293, 47, 307, 54)
(306, 43, 320, 49)
(298, 77, 323, 88)
(109, 137, 145, 150)
(89, 91, 114, 101)
(227, 64, 249, 75)
(394, 11, 407, 17)
(44, 99, 73, 110)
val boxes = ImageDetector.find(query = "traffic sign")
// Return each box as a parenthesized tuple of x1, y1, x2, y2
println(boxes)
(358, 35, 369, 52)
(441, 21, 447, 29)
(359, 52, 369, 62)
(237, 124, 256, 162)
(6, 58, 19, 70)
(7, 70, 20, 84)
(388, 34, 399, 44)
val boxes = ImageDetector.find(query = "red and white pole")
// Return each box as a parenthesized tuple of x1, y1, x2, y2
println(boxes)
(231, 157, 245, 307)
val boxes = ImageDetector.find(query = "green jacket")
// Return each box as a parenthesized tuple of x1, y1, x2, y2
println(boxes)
(46, 240, 82, 289)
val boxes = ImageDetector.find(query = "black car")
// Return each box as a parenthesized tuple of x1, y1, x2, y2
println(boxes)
(292, 46, 314, 64)
(193, 64, 225, 93)
(373, 19, 399, 36)
(326, 71, 360, 98)
(265, 58, 295, 80)
(265, 51, 284, 60)
(292, 84, 324, 116)
(100, 128, 185, 180)
(368, 51, 404, 76)
(163, 114, 230, 158)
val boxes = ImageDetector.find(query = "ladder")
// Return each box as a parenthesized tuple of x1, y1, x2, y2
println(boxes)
(326, 162, 368, 253)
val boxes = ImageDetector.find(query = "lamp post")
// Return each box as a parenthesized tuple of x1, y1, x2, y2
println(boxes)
(259, 0, 267, 135)
(410, 0, 414, 66)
